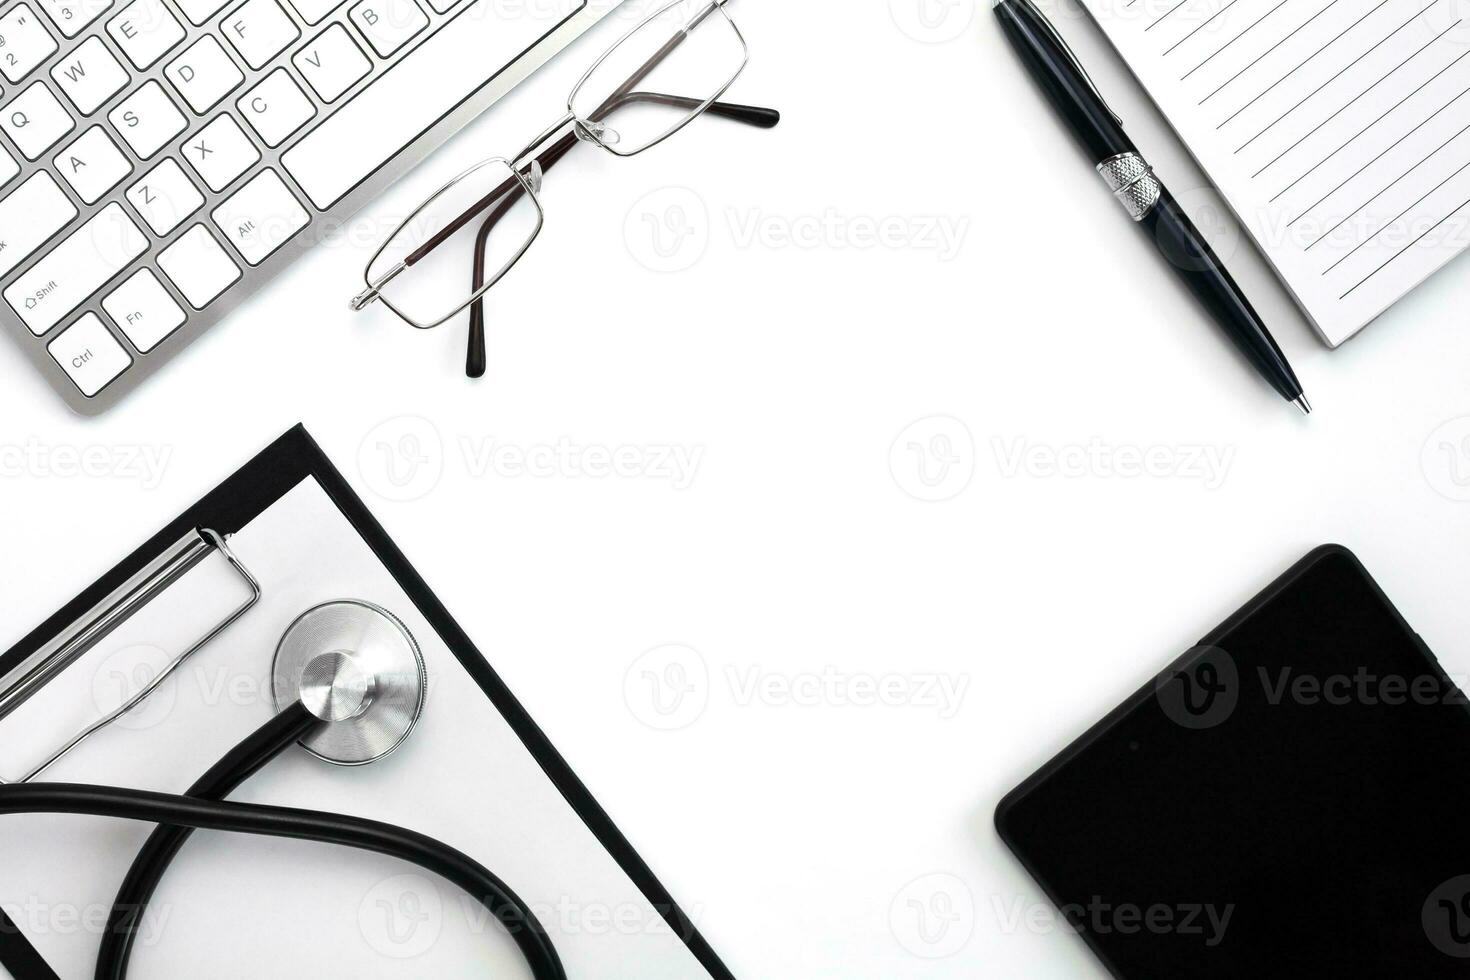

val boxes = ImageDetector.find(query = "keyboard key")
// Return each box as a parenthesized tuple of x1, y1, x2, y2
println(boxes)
(237, 69, 314, 147)
(47, 312, 131, 395)
(54, 125, 132, 203)
(287, 0, 343, 24)
(222, 0, 299, 70)
(173, 0, 229, 25)
(284, 0, 579, 209)
(0, 171, 77, 277)
(107, 0, 185, 69)
(1, 89, 63, 165)
(0, 6, 58, 83)
(293, 23, 369, 103)
(349, 0, 426, 57)
(182, 113, 258, 191)
(103, 267, 185, 350)
(35, 0, 113, 38)
(108, 80, 185, 157)
(126, 158, 203, 233)
(51, 36, 130, 115)
(211, 168, 308, 263)
(166, 36, 244, 113)
(4, 203, 147, 334)
(2, 82, 75, 159)
(0, 145, 17, 185)
(157, 224, 239, 307)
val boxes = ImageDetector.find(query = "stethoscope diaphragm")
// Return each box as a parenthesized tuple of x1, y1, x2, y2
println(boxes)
(270, 600, 427, 766)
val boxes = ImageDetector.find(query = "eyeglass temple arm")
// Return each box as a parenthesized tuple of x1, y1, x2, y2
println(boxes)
(463, 92, 780, 377)
(464, 130, 580, 377)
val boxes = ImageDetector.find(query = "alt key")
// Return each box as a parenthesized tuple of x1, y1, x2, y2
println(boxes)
(47, 312, 132, 397)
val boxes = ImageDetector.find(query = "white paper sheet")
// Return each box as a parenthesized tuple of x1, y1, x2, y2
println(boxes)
(0, 477, 711, 979)
(1083, 0, 1470, 344)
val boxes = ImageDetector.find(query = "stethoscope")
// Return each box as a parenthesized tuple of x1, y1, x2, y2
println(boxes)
(0, 601, 565, 980)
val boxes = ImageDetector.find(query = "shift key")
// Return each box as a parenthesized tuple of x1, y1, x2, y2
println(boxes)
(0, 173, 78, 279)
(5, 204, 148, 336)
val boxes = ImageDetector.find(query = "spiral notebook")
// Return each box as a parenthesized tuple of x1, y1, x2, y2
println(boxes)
(1082, 0, 1470, 344)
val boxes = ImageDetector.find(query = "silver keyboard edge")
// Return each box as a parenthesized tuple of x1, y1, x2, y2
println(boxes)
(0, 0, 619, 416)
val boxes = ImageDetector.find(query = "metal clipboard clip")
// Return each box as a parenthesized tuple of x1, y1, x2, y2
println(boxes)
(0, 528, 262, 785)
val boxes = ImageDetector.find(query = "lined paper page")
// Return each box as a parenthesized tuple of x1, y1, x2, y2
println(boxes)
(1082, 0, 1470, 344)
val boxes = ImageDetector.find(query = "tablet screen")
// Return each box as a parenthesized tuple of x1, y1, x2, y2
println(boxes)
(998, 547, 1470, 978)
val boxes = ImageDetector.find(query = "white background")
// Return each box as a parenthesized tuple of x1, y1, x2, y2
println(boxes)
(3, 0, 1470, 976)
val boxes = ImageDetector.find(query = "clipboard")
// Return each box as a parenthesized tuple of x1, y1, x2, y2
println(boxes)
(0, 425, 731, 980)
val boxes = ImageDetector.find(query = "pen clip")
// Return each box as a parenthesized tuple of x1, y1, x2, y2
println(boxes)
(1017, 0, 1125, 128)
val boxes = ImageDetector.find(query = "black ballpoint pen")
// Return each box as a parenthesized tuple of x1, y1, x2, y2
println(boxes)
(994, 0, 1311, 414)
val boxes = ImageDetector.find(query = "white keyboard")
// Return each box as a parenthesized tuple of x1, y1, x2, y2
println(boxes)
(0, 0, 616, 413)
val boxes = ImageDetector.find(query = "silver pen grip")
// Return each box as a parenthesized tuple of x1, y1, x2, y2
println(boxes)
(1096, 152, 1163, 221)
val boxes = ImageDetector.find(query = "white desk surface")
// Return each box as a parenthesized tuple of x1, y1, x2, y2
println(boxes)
(4, 2, 1470, 977)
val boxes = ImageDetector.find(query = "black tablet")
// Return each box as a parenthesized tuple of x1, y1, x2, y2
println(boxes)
(997, 545, 1470, 978)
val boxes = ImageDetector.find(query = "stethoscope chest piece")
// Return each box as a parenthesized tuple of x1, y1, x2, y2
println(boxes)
(271, 600, 427, 766)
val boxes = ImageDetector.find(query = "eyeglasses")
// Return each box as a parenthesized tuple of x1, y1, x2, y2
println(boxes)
(350, 0, 779, 377)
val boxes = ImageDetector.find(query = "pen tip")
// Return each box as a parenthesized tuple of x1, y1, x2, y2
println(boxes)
(1293, 394, 1312, 416)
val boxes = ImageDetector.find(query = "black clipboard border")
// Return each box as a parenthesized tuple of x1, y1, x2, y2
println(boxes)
(0, 424, 734, 980)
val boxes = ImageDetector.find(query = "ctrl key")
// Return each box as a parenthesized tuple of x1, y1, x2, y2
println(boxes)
(47, 313, 132, 396)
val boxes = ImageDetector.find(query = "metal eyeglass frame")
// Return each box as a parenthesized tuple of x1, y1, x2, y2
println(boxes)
(350, 0, 780, 377)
